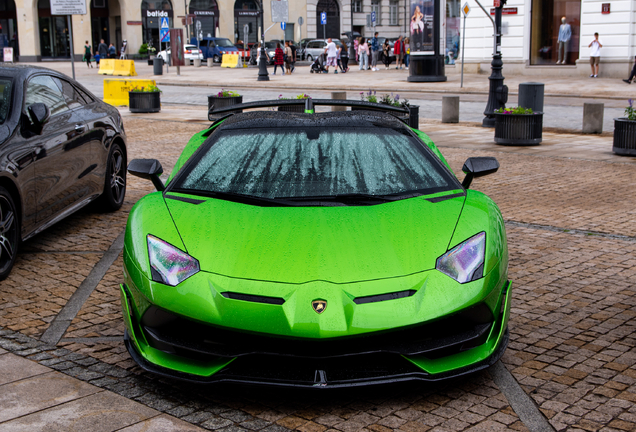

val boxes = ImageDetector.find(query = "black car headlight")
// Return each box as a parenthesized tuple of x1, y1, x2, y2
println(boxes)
(147, 235, 199, 286)
(436, 232, 485, 283)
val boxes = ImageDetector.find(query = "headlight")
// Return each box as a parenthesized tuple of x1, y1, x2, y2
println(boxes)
(268, 51, 275, 56)
(436, 232, 485, 283)
(147, 235, 199, 286)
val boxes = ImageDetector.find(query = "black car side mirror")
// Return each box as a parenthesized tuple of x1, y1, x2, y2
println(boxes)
(27, 103, 50, 133)
(462, 157, 499, 189)
(128, 159, 165, 191)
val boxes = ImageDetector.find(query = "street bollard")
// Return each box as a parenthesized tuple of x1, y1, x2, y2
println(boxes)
(408, 105, 420, 129)
(442, 96, 460, 123)
(193, 58, 201, 67)
(583, 103, 604, 134)
(331, 91, 346, 112)
(207, 58, 214, 67)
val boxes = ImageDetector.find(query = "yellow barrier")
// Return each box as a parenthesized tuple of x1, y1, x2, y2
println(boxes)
(221, 53, 240, 68)
(113, 60, 137, 76)
(98, 59, 116, 75)
(103, 79, 157, 106)
(99, 59, 137, 76)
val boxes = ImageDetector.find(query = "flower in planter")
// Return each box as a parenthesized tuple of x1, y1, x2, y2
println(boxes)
(277, 94, 311, 100)
(625, 99, 635, 121)
(217, 89, 241, 97)
(130, 84, 161, 93)
(360, 90, 378, 104)
(495, 106, 534, 115)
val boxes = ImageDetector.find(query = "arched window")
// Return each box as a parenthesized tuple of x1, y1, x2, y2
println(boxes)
(38, 0, 71, 58)
(142, 0, 173, 50)
(190, 0, 218, 39)
(234, 0, 259, 44)
(316, 0, 340, 39)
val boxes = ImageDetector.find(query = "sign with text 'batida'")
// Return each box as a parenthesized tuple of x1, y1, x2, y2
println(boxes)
(51, 0, 86, 15)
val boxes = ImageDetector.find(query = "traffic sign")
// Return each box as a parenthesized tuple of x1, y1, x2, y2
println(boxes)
(320, 12, 327, 25)
(50, 0, 86, 15)
(160, 17, 169, 29)
(462, 2, 470, 16)
(243, 24, 249, 35)
(371, 11, 376, 24)
(298, 16, 304, 26)
(281, 22, 286, 30)
(160, 29, 170, 42)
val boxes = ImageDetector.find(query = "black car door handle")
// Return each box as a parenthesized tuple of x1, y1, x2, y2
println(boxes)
(74, 124, 86, 133)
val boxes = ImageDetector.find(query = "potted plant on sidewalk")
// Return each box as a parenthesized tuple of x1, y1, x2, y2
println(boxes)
(613, 99, 636, 156)
(278, 94, 311, 112)
(494, 106, 543, 146)
(129, 84, 161, 113)
(208, 90, 243, 118)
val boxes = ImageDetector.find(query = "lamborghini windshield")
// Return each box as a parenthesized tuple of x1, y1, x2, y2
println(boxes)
(170, 127, 459, 203)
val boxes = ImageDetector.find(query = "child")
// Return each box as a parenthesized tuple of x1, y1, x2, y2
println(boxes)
(94, 50, 101, 67)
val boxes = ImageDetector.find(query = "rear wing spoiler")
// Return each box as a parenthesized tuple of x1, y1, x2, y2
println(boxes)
(208, 98, 420, 129)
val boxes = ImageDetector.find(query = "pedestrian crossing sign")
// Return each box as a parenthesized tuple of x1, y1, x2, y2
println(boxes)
(161, 17, 169, 29)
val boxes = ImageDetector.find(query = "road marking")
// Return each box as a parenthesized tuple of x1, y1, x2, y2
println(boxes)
(490, 361, 556, 432)
(40, 230, 125, 346)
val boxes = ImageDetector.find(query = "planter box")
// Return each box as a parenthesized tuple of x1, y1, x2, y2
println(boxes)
(208, 95, 243, 117)
(278, 104, 306, 112)
(494, 112, 543, 145)
(129, 91, 160, 113)
(613, 118, 636, 156)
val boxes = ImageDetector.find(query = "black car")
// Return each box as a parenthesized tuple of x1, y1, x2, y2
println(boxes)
(0, 65, 127, 280)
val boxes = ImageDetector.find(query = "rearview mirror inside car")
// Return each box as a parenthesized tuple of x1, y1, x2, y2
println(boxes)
(128, 158, 165, 191)
(461, 157, 499, 189)
(27, 103, 50, 133)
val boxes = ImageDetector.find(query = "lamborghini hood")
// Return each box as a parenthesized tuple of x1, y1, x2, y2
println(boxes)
(165, 193, 465, 284)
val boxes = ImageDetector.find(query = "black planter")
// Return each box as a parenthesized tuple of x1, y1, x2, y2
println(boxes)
(494, 112, 543, 145)
(278, 104, 306, 112)
(208, 95, 243, 117)
(613, 118, 636, 156)
(129, 91, 160, 113)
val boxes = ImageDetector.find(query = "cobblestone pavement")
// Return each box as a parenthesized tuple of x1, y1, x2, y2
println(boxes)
(1, 117, 635, 431)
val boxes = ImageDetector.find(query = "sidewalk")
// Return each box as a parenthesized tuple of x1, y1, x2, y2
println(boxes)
(0, 347, 204, 431)
(23, 60, 636, 100)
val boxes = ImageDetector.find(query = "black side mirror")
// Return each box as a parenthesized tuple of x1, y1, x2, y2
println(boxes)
(128, 159, 165, 191)
(27, 103, 50, 133)
(462, 157, 499, 189)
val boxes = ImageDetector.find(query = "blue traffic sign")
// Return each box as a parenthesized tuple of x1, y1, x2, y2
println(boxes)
(160, 29, 170, 43)
(281, 22, 286, 30)
(320, 12, 327, 25)
(371, 11, 376, 24)
(160, 17, 169, 29)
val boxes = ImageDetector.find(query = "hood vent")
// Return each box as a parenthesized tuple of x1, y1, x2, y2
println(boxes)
(221, 292, 285, 305)
(353, 290, 417, 305)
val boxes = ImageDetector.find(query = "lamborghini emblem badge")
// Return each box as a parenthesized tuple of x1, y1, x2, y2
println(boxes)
(312, 299, 327, 314)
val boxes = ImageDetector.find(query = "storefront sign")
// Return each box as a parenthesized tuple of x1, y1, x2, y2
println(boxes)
(144, 9, 172, 18)
(194, 10, 215, 16)
(236, 10, 259, 17)
(127, 21, 142, 25)
(50, 0, 87, 15)
(410, 0, 435, 55)
(601, 3, 610, 13)
(489, 7, 518, 14)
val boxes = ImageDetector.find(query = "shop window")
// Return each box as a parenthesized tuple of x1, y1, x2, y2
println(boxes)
(530, 0, 580, 65)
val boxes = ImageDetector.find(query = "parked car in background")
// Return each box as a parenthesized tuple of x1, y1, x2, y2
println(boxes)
(0, 65, 127, 280)
(157, 44, 203, 64)
(297, 38, 313, 60)
(194, 37, 238, 63)
(304, 39, 343, 62)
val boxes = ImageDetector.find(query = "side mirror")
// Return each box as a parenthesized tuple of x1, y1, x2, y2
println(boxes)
(462, 157, 499, 189)
(128, 159, 165, 191)
(27, 103, 50, 133)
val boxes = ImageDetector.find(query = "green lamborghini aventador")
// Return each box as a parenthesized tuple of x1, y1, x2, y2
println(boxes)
(121, 99, 510, 387)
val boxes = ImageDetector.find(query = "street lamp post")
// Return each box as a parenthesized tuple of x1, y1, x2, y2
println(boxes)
(258, 0, 269, 81)
(349, 0, 356, 62)
(480, 0, 508, 127)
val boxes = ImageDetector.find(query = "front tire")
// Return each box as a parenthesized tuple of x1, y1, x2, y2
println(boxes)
(0, 187, 18, 281)
(96, 143, 126, 212)
(307, 55, 313, 62)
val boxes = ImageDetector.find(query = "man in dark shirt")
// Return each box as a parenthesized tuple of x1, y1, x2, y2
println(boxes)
(289, 41, 297, 73)
(98, 39, 108, 58)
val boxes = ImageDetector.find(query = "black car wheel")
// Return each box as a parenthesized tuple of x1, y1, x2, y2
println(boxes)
(0, 187, 18, 281)
(97, 143, 126, 211)
(307, 55, 313, 62)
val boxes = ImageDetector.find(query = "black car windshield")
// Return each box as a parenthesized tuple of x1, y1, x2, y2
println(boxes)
(0, 78, 12, 124)
(171, 127, 458, 202)
(215, 38, 234, 47)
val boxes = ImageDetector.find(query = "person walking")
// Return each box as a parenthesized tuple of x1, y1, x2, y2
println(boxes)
(340, 41, 349, 72)
(370, 32, 380, 71)
(588, 32, 602, 77)
(324, 37, 338, 73)
(382, 39, 391, 69)
(404, 37, 410, 68)
(94, 50, 101, 67)
(97, 39, 108, 59)
(256, 43, 269, 66)
(108, 43, 116, 58)
(394, 36, 404, 69)
(273, 42, 284, 75)
(284, 41, 293, 75)
(84, 40, 93, 68)
(358, 37, 369, 70)
(289, 40, 297, 73)
(622, 56, 636, 83)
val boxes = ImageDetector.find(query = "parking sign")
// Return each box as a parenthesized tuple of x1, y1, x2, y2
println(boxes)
(320, 12, 327, 25)
(371, 11, 376, 24)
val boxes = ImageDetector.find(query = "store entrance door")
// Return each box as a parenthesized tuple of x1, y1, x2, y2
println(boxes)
(38, 0, 71, 59)
(530, 0, 580, 65)
(0, 0, 17, 59)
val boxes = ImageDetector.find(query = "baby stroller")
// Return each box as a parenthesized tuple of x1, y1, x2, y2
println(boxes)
(310, 53, 327, 73)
